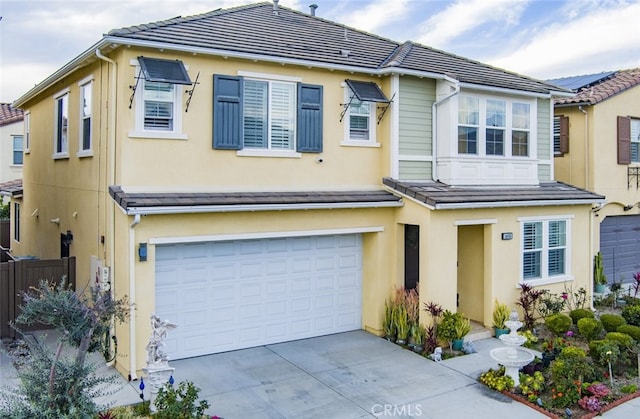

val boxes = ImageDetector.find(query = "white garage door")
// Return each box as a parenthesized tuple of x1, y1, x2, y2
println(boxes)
(155, 234, 362, 359)
(600, 215, 640, 283)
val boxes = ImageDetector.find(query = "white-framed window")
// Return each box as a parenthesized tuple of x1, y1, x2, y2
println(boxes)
(78, 77, 93, 156)
(342, 86, 377, 146)
(243, 77, 296, 151)
(630, 118, 640, 163)
(13, 202, 20, 243)
(130, 60, 187, 140)
(458, 94, 534, 157)
(520, 216, 571, 284)
(12, 135, 23, 165)
(24, 111, 30, 153)
(53, 89, 70, 158)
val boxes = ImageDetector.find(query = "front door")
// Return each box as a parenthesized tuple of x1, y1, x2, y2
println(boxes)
(404, 224, 420, 290)
(457, 225, 484, 322)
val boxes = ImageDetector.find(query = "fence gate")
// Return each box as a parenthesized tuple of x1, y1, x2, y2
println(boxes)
(0, 257, 76, 338)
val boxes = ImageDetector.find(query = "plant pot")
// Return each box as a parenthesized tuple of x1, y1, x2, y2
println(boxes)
(494, 327, 509, 338)
(396, 338, 407, 346)
(595, 283, 607, 294)
(413, 345, 424, 353)
(521, 363, 536, 375)
(452, 339, 464, 351)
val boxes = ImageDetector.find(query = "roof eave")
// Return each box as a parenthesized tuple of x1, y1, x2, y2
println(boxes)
(434, 198, 606, 210)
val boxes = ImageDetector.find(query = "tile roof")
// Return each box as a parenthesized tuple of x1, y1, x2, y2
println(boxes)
(109, 185, 402, 214)
(105, 2, 565, 96)
(552, 68, 640, 106)
(0, 103, 23, 127)
(383, 178, 604, 209)
(0, 179, 23, 197)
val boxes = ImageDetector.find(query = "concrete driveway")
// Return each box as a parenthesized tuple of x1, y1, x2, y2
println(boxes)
(170, 331, 545, 418)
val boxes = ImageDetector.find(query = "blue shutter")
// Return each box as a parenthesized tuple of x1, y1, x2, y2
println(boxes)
(213, 75, 243, 150)
(297, 83, 323, 153)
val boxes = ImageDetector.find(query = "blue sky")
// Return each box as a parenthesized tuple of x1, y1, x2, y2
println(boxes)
(1, 0, 640, 103)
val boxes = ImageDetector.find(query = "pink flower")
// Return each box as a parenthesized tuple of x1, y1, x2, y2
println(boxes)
(566, 331, 574, 337)
(561, 293, 568, 300)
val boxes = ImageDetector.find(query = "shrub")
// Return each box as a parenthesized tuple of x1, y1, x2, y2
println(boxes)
(154, 380, 210, 419)
(570, 308, 594, 324)
(577, 317, 604, 341)
(545, 313, 572, 334)
(589, 339, 621, 367)
(621, 384, 638, 394)
(479, 366, 514, 392)
(622, 304, 640, 326)
(600, 313, 626, 332)
(605, 331, 635, 348)
(616, 324, 640, 341)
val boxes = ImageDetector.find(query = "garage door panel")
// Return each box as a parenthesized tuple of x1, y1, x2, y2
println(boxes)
(155, 234, 362, 359)
(601, 215, 640, 282)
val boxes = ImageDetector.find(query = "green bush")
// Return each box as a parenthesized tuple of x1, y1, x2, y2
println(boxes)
(606, 331, 635, 348)
(616, 324, 640, 341)
(545, 313, 573, 334)
(600, 313, 626, 332)
(621, 384, 638, 394)
(569, 308, 594, 324)
(154, 380, 210, 419)
(589, 339, 621, 366)
(577, 317, 604, 340)
(622, 304, 640, 326)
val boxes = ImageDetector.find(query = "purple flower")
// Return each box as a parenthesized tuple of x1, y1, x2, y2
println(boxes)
(566, 331, 574, 337)
(561, 292, 568, 300)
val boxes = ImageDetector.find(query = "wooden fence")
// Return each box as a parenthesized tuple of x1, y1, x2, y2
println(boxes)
(0, 256, 76, 338)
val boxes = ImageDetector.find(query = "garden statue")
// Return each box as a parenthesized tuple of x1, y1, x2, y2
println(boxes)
(430, 347, 442, 362)
(145, 313, 177, 367)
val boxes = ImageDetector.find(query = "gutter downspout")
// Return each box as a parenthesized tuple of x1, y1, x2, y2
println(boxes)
(432, 78, 460, 181)
(95, 49, 132, 377)
(128, 214, 141, 380)
(579, 106, 589, 190)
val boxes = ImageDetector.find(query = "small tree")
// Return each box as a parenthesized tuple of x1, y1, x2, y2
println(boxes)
(0, 277, 128, 418)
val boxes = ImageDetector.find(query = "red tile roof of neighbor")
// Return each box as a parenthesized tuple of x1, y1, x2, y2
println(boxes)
(0, 103, 23, 127)
(553, 68, 640, 106)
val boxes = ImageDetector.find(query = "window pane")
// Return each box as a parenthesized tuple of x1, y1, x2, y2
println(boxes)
(512, 131, 529, 156)
(144, 82, 173, 100)
(350, 115, 369, 140)
(553, 116, 560, 154)
(523, 251, 541, 279)
(270, 82, 295, 150)
(549, 249, 565, 275)
(632, 119, 640, 162)
(548, 220, 566, 247)
(144, 102, 173, 130)
(244, 80, 268, 148)
(458, 127, 477, 154)
(81, 83, 92, 118)
(56, 94, 68, 153)
(486, 99, 505, 127)
(13, 136, 23, 165)
(512, 102, 530, 129)
(458, 96, 479, 125)
(523, 222, 542, 250)
(486, 128, 504, 155)
(82, 118, 91, 150)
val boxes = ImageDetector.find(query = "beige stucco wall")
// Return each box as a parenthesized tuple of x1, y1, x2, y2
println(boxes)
(0, 119, 24, 183)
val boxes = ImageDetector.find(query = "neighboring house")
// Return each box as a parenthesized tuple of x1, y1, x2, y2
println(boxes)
(548, 69, 640, 285)
(0, 104, 24, 186)
(10, 1, 603, 379)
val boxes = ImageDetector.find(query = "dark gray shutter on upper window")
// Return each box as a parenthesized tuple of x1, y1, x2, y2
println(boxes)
(618, 116, 631, 165)
(297, 83, 323, 153)
(213, 75, 243, 150)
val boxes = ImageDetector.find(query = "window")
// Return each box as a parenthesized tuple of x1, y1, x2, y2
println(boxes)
(512, 102, 530, 156)
(486, 99, 505, 155)
(12, 135, 23, 165)
(213, 73, 323, 155)
(243, 79, 296, 150)
(348, 95, 372, 140)
(24, 112, 30, 152)
(457, 95, 534, 157)
(522, 218, 569, 283)
(14, 202, 20, 243)
(630, 118, 640, 163)
(54, 90, 69, 157)
(458, 96, 479, 154)
(79, 79, 92, 154)
(553, 115, 569, 155)
(341, 80, 387, 145)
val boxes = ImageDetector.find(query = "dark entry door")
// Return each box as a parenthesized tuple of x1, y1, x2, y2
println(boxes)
(60, 233, 70, 258)
(404, 224, 420, 290)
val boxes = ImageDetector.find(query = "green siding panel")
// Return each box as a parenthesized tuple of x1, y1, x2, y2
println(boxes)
(399, 160, 432, 180)
(537, 98, 551, 160)
(399, 78, 435, 156)
(538, 164, 551, 181)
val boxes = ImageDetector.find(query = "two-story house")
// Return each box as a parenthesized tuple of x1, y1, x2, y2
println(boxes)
(10, 1, 602, 379)
(0, 104, 24, 186)
(549, 69, 640, 285)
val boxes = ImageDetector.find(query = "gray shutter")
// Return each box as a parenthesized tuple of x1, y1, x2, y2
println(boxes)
(559, 115, 569, 154)
(213, 75, 243, 150)
(297, 83, 323, 153)
(618, 116, 631, 165)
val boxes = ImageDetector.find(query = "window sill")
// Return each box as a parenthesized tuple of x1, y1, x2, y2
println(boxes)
(52, 152, 69, 160)
(237, 149, 302, 158)
(129, 131, 188, 140)
(10, 164, 23, 168)
(519, 275, 573, 288)
(77, 150, 94, 158)
(340, 140, 381, 148)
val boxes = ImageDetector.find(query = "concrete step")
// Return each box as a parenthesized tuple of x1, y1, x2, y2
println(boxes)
(466, 321, 493, 342)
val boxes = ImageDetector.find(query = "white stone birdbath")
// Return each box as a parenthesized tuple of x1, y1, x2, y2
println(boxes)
(489, 310, 534, 387)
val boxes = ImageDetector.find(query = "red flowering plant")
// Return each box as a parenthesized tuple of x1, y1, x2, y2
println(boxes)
(577, 383, 610, 412)
(550, 380, 582, 408)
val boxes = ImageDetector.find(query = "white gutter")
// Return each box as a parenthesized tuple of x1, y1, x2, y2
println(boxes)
(457, 82, 566, 99)
(434, 199, 605, 210)
(432, 80, 460, 181)
(127, 214, 141, 380)
(123, 200, 404, 216)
